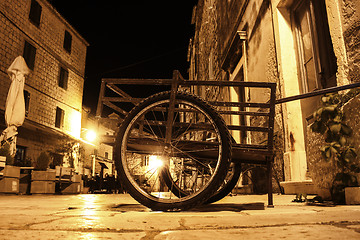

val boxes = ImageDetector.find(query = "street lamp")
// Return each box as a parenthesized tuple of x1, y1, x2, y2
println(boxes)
(148, 155, 163, 171)
(85, 130, 97, 142)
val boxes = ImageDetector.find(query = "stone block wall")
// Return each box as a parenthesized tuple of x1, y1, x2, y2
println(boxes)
(342, 0, 360, 82)
(0, 0, 87, 137)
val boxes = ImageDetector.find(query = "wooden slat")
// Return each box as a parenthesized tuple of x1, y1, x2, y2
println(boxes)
(107, 83, 133, 98)
(103, 97, 142, 103)
(103, 101, 128, 116)
(267, 84, 276, 151)
(180, 80, 276, 88)
(102, 78, 173, 85)
(139, 120, 215, 131)
(95, 80, 106, 118)
(217, 110, 270, 116)
(209, 101, 270, 108)
(227, 125, 270, 132)
(233, 143, 268, 149)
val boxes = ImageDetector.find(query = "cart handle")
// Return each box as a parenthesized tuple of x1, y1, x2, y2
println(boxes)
(275, 82, 360, 104)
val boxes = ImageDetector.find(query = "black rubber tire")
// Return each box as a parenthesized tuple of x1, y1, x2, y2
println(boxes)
(204, 162, 242, 204)
(115, 91, 231, 211)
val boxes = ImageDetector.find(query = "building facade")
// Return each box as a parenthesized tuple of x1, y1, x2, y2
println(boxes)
(189, 0, 360, 193)
(0, 0, 88, 167)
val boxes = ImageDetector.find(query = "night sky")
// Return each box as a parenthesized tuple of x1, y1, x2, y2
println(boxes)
(50, 1, 196, 114)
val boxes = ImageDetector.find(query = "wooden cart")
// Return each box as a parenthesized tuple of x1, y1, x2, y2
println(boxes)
(96, 70, 277, 211)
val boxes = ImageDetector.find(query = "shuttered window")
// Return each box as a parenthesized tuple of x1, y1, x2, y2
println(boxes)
(55, 107, 65, 129)
(63, 30, 72, 53)
(59, 67, 68, 90)
(23, 41, 36, 70)
(29, 0, 42, 27)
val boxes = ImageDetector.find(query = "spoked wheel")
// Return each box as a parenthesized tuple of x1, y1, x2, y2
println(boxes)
(115, 91, 231, 211)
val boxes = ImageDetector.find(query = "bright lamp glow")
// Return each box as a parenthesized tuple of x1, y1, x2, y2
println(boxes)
(148, 155, 163, 170)
(85, 130, 97, 142)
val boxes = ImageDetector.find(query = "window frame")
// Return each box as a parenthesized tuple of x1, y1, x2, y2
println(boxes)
(29, 0, 42, 27)
(63, 30, 72, 53)
(58, 66, 69, 90)
(292, 0, 321, 93)
(292, 0, 337, 94)
(15, 145, 27, 166)
(55, 107, 65, 129)
(23, 41, 36, 70)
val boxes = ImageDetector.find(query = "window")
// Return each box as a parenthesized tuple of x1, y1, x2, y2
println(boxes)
(293, 0, 337, 94)
(293, 0, 337, 120)
(15, 146, 27, 167)
(23, 41, 36, 70)
(58, 67, 68, 89)
(29, 0, 42, 27)
(55, 107, 65, 129)
(24, 90, 30, 117)
(63, 30, 72, 53)
(105, 152, 109, 159)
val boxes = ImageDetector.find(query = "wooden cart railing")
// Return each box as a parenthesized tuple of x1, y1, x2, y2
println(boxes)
(96, 70, 277, 206)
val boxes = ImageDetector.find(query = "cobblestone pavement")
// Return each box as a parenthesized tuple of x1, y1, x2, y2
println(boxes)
(0, 193, 359, 239)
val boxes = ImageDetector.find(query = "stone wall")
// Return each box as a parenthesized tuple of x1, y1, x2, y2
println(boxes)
(342, 0, 360, 82)
(0, 0, 88, 162)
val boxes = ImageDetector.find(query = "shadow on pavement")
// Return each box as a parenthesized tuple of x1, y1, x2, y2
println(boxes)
(109, 202, 265, 212)
(188, 202, 265, 212)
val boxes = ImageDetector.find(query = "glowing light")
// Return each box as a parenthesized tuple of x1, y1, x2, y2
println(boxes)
(148, 155, 163, 170)
(69, 111, 82, 138)
(86, 130, 97, 142)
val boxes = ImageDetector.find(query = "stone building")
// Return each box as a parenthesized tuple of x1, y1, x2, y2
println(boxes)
(0, 0, 88, 168)
(188, 0, 360, 193)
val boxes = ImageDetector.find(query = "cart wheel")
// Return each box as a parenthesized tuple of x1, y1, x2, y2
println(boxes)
(204, 162, 242, 204)
(115, 91, 231, 211)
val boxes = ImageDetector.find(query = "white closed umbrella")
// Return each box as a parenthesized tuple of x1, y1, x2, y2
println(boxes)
(0, 56, 30, 156)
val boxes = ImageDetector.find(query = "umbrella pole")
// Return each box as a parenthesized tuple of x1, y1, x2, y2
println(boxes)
(10, 135, 17, 157)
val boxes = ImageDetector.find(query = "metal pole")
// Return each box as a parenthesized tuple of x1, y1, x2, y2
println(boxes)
(275, 82, 360, 104)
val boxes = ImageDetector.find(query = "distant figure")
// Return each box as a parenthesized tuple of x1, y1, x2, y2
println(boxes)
(105, 174, 116, 193)
(115, 176, 125, 194)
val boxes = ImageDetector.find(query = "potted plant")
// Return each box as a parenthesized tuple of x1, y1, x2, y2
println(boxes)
(31, 152, 56, 194)
(0, 142, 14, 165)
(308, 92, 360, 204)
(0, 142, 20, 193)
